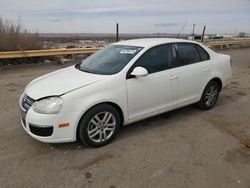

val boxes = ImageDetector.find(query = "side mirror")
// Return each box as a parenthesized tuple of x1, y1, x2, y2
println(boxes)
(130, 67, 148, 77)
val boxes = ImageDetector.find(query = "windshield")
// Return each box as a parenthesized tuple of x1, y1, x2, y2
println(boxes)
(79, 45, 143, 75)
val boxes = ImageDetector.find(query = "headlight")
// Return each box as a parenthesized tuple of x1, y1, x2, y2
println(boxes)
(33, 97, 63, 114)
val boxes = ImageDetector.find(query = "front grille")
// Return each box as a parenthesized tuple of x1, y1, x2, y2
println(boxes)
(29, 124, 53, 137)
(21, 94, 35, 112)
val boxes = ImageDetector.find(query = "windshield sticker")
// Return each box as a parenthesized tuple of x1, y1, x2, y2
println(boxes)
(120, 49, 137, 54)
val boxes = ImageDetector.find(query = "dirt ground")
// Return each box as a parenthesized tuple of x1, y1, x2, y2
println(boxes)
(0, 48, 250, 188)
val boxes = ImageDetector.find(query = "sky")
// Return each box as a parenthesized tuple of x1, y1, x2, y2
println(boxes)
(0, 0, 249, 34)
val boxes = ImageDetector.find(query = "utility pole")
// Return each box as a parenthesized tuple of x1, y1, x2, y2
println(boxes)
(201, 26, 206, 43)
(177, 21, 187, 39)
(192, 24, 195, 40)
(116, 23, 119, 42)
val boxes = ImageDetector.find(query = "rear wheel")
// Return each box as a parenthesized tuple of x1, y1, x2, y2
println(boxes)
(78, 104, 120, 147)
(197, 81, 220, 110)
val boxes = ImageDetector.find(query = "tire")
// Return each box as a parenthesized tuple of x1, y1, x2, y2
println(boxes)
(197, 81, 220, 110)
(78, 104, 121, 147)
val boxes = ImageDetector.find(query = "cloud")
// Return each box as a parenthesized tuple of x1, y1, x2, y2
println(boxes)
(0, 0, 249, 33)
(50, 18, 61, 22)
(155, 23, 183, 27)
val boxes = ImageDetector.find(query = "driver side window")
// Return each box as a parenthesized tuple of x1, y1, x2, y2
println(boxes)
(135, 44, 174, 74)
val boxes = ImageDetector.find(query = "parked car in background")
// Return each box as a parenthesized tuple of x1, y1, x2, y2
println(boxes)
(83, 45, 94, 48)
(65, 45, 77, 49)
(19, 38, 232, 147)
(64, 45, 78, 59)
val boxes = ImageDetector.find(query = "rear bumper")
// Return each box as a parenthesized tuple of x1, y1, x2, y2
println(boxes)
(222, 70, 232, 89)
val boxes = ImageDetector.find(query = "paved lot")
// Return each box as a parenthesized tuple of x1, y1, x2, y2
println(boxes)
(0, 48, 250, 188)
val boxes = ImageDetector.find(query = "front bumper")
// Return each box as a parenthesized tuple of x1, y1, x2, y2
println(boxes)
(19, 98, 82, 143)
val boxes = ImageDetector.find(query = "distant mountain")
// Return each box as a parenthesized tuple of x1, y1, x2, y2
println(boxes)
(38, 33, 190, 40)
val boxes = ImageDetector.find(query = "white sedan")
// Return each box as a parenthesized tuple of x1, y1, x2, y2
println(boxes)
(19, 38, 232, 147)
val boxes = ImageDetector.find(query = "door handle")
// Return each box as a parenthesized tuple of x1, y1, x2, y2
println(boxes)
(203, 67, 209, 72)
(169, 75, 178, 80)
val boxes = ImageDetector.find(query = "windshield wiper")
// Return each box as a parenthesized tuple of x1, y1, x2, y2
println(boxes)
(81, 68, 93, 73)
(75, 63, 80, 70)
(77, 65, 95, 74)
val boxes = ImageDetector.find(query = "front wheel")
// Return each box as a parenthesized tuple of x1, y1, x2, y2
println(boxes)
(78, 104, 120, 147)
(197, 81, 220, 110)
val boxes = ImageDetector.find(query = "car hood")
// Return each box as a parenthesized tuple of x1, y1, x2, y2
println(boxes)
(25, 65, 108, 100)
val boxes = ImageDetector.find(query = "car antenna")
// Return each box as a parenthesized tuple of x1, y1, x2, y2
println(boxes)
(177, 21, 188, 39)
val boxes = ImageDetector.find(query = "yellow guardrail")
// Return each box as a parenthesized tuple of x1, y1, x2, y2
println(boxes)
(204, 39, 250, 50)
(0, 48, 99, 59)
(0, 39, 250, 60)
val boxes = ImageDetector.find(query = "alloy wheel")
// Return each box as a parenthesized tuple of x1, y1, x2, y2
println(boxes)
(205, 85, 218, 107)
(87, 112, 116, 143)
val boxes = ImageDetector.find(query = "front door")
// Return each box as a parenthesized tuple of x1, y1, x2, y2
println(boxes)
(126, 44, 178, 122)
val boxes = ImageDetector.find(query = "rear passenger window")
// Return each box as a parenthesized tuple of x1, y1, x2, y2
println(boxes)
(195, 45, 210, 61)
(176, 43, 200, 66)
(135, 44, 174, 74)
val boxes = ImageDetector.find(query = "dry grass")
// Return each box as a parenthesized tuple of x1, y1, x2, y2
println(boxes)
(0, 17, 42, 52)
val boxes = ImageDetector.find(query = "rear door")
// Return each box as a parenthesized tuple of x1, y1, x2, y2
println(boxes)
(174, 43, 211, 107)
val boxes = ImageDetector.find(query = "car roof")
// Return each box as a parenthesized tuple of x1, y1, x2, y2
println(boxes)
(113, 38, 198, 48)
